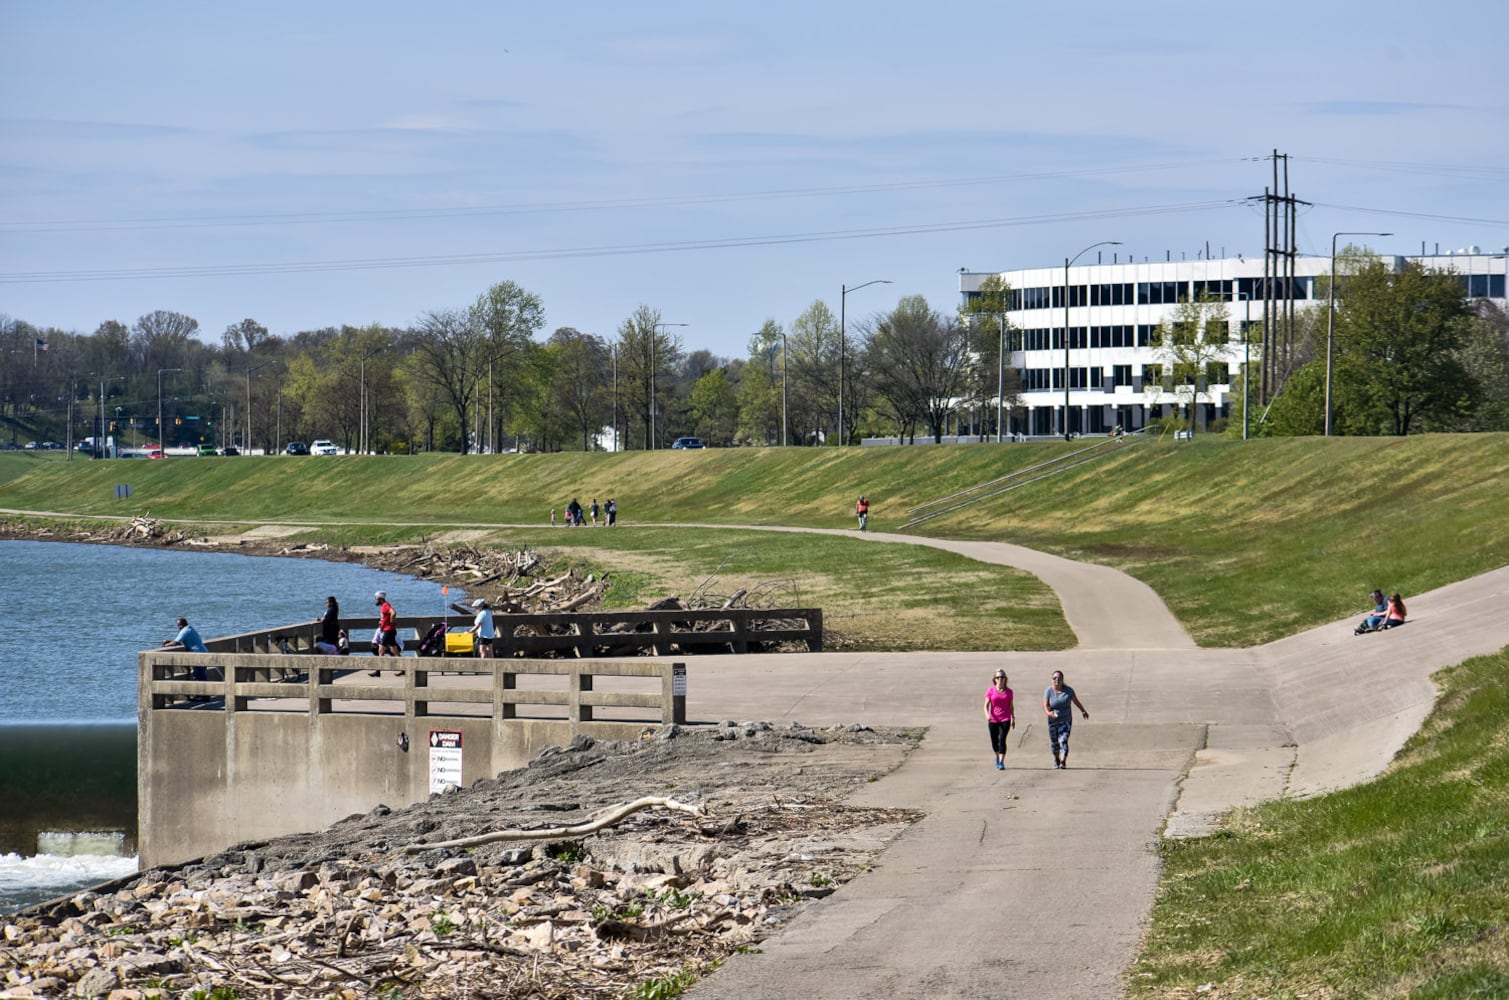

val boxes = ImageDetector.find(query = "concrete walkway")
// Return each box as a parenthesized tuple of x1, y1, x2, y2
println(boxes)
(681, 544, 1509, 998)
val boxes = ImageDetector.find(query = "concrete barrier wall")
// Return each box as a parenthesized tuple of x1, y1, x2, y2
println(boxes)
(138, 653, 683, 867)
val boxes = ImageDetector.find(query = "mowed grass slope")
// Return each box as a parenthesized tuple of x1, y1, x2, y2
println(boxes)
(2, 432, 1507, 646)
(1131, 646, 1509, 999)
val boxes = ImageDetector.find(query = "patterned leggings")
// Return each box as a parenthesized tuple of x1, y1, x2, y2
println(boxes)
(1048, 718, 1072, 760)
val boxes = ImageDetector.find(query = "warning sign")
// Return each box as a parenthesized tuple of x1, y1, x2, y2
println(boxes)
(428, 730, 463, 795)
(672, 663, 687, 697)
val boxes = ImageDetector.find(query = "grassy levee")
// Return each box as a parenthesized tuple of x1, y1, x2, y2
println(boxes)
(7, 439, 1509, 996)
(3, 433, 1506, 647)
(1131, 646, 1509, 999)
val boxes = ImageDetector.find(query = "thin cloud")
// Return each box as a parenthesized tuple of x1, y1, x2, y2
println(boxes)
(0, 117, 191, 141)
(1303, 100, 1464, 116)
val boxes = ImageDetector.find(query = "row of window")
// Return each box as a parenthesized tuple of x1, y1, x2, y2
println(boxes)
(1020, 363, 1233, 392)
(993, 277, 1315, 312)
(1014, 322, 1245, 352)
(1460, 274, 1507, 298)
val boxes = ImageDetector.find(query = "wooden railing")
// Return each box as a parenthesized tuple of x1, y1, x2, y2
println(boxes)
(204, 608, 822, 660)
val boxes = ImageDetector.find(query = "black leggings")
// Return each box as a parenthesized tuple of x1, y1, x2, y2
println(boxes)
(988, 721, 1012, 755)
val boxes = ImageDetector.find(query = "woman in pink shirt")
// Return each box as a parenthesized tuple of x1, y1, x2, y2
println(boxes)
(983, 670, 1015, 770)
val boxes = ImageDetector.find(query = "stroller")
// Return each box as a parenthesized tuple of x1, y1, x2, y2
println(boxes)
(416, 621, 449, 657)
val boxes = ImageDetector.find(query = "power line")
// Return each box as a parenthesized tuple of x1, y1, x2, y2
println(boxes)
(0, 198, 1240, 285)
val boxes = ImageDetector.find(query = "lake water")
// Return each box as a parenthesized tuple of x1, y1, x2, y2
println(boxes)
(0, 539, 459, 911)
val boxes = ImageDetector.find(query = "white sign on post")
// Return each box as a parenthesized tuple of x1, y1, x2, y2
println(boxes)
(672, 663, 687, 697)
(428, 730, 463, 795)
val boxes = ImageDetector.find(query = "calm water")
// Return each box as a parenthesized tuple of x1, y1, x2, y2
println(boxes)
(0, 540, 460, 911)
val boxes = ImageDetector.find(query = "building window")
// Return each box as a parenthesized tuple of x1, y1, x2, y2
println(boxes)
(1113, 364, 1133, 387)
(1205, 362, 1230, 385)
(1142, 364, 1166, 389)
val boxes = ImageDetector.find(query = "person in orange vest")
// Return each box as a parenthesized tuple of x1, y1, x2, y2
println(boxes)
(856, 495, 870, 531)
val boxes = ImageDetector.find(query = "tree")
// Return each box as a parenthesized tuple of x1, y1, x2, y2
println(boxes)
(1149, 292, 1230, 436)
(959, 275, 1021, 438)
(131, 310, 200, 372)
(689, 368, 738, 445)
(222, 318, 271, 354)
(867, 295, 973, 443)
(545, 327, 611, 451)
(470, 281, 546, 450)
(614, 305, 683, 450)
(408, 308, 485, 453)
(785, 300, 839, 444)
(737, 320, 784, 445)
(1331, 258, 1477, 435)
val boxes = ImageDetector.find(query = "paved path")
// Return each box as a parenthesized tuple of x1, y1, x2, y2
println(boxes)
(677, 552, 1509, 998)
(7, 507, 1508, 996)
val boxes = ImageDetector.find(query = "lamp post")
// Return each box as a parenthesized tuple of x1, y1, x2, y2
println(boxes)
(1235, 291, 1254, 441)
(1325, 231, 1391, 436)
(839, 279, 890, 446)
(611, 343, 618, 453)
(157, 369, 182, 454)
(650, 322, 687, 450)
(245, 360, 271, 453)
(358, 344, 386, 454)
(780, 328, 789, 448)
(1063, 242, 1120, 441)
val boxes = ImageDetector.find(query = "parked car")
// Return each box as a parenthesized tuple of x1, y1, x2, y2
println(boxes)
(670, 436, 705, 449)
(196, 444, 218, 457)
(285, 441, 310, 456)
(221, 445, 240, 457)
(310, 439, 339, 455)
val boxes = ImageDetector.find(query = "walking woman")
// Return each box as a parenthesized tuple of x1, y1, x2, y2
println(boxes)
(984, 670, 1015, 770)
(1043, 670, 1089, 769)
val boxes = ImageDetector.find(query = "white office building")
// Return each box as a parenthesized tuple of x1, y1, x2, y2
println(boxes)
(959, 250, 1507, 437)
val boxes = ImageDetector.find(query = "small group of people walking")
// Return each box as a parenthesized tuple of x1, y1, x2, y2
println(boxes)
(555, 497, 617, 527)
(983, 669, 1090, 770)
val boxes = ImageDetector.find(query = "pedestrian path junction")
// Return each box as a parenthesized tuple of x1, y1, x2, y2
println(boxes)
(682, 528, 1509, 999)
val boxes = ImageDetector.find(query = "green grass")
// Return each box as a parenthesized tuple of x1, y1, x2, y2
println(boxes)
(1130, 646, 1509, 999)
(2, 434, 1507, 648)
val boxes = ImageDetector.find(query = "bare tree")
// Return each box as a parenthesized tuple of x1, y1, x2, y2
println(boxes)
(867, 295, 974, 443)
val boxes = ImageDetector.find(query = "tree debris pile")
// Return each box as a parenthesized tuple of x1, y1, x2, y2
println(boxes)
(2, 723, 921, 999)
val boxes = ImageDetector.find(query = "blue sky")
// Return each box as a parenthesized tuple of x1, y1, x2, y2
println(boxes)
(2, 1, 1506, 358)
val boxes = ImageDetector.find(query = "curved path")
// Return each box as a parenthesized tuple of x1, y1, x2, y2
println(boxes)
(6, 507, 1509, 995)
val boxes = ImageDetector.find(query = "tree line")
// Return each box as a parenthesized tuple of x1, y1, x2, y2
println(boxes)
(3, 259, 1505, 454)
(0, 280, 1024, 453)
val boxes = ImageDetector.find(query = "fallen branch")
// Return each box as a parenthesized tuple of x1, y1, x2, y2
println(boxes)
(402, 796, 704, 853)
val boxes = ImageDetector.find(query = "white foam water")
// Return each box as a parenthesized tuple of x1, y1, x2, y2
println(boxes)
(0, 832, 139, 913)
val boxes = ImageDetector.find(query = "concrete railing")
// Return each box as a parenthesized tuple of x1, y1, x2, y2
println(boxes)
(141, 650, 686, 724)
(137, 651, 690, 867)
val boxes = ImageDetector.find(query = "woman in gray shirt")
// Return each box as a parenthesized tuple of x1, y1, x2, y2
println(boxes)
(1043, 670, 1089, 769)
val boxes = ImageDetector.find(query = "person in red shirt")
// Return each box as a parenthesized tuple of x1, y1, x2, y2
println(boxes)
(367, 590, 404, 677)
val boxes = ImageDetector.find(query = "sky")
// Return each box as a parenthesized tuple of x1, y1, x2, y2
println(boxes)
(2, 1, 1506, 360)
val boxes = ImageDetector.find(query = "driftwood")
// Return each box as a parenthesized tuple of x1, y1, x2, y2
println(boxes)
(402, 796, 704, 854)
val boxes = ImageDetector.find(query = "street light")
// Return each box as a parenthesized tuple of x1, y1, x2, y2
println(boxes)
(650, 322, 687, 450)
(358, 344, 387, 454)
(1325, 231, 1391, 436)
(246, 360, 272, 454)
(1235, 291, 1254, 441)
(157, 369, 182, 453)
(780, 328, 789, 448)
(840, 280, 890, 446)
(1063, 242, 1120, 441)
